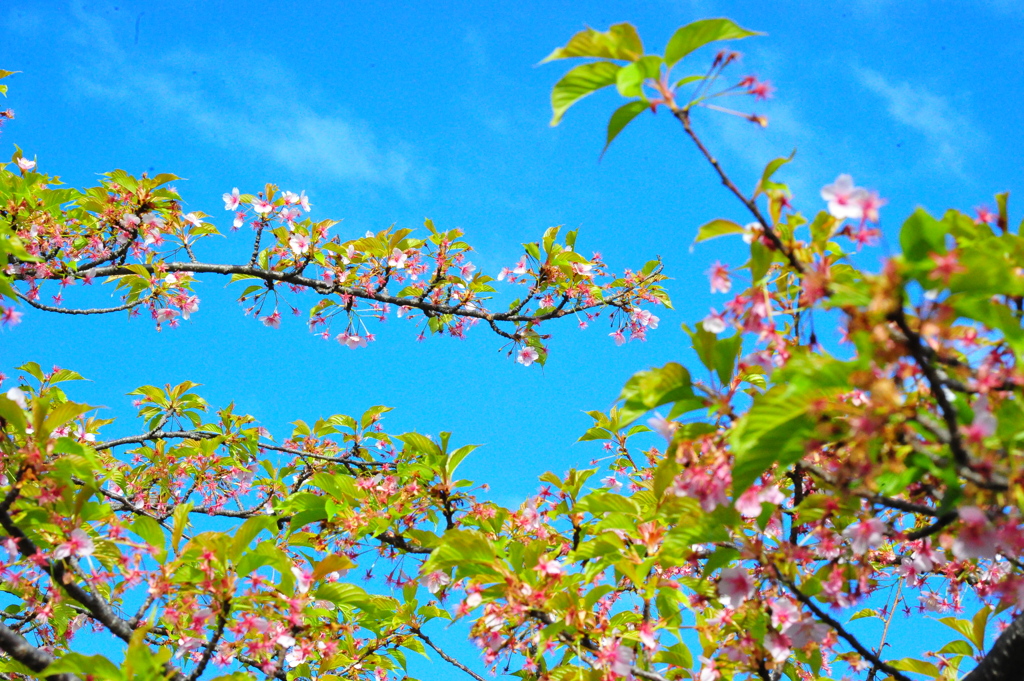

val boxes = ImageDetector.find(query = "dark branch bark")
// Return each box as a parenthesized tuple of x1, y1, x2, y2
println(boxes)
(0, 622, 79, 680)
(963, 611, 1024, 681)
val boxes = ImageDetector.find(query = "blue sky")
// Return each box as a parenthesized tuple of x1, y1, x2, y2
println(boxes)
(3, 0, 1023, 677)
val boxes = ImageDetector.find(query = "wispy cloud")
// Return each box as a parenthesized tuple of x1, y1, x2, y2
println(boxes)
(855, 66, 983, 176)
(63, 1, 429, 195)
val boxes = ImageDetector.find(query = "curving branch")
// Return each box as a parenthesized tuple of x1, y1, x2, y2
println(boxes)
(413, 627, 488, 681)
(963, 610, 1024, 681)
(14, 260, 661, 328)
(0, 621, 79, 681)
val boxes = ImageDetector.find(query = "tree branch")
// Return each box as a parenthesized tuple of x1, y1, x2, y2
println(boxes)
(413, 627, 488, 681)
(0, 621, 79, 681)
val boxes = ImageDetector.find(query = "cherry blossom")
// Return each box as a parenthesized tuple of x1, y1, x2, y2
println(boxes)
(252, 198, 273, 215)
(422, 570, 451, 594)
(517, 346, 539, 366)
(5, 387, 27, 410)
(52, 529, 94, 561)
(289, 233, 311, 255)
(16, 156, 35, 171)
(841, 517, 886, 555)
(820, 174, 868, 220)
(223, 187, 241, 210)
(707, 261, 731, 293)
(703, 308, 727, 334)
(953, 506, 1000, 560)
(717, 567, 755, 608)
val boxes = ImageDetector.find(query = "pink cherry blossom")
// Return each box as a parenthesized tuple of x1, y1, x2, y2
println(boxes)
(708, 261, 731, 293)
(601, 475, 623, 492)
(697, 656, 720, 681)
(953, 506, 999, 560)
(718, 567, 755, 608)
(858, 190, 886, 223)
(535, 558, 563, 577)
(422, 570, 451, 594)
(180, 296, 200, 320)
(517, 346, 539, 367)
(184, 212, 203, 228)
(16, 157, 36, 171)
(765, 631, 791, 662)
(155, 308, 179, 324)
(387, 248, 408, 269)
(647, 412, 677, 442)
(5, 387, 27, 410)
(336, 332, 368, 349)
(223, 188, 240, 210)
(290, 565, 312, 594)
(634, 309, 659, 329)
(841, 517, 886, 555)
(610, 329, 626, 346)
(252, 198, 273, 215)
(703, 308, 727, 334)
(299, 191, 311, 212)
(289, 234, 311, 255)
(260, 311, 281, 329)
(820, 174, 868, 220)
(1, 306, 23, 327)
(52, 529, 94, 561)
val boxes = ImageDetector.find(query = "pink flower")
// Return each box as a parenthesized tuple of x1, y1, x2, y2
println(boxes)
(223, 188, 240, 210)
(697, 656, 720, 681)
(953, 506, 999, 560)
(52, 529, 94, 561)
(638, 621, 657, 650)
(703, 308, 727, 334)
(6, 387, 27, 410)
(647, 412, 677, 442)
(16, 157, 36, 172)
(602, 475, 623, 492)
(289, 234, 310, 255)
(841, 517, 886, 556)
(387, 248, 408, 269)
(336, 332, 368, 349)
(765, 631, 790, 663)
(610, 329, 626, 346)
(261, 311, 281, 328)
(299, 191, 311, 212)
(784, 618, 828, 648)
(290, 565, 312, 594)
(820, 174, 869, 220)
(858, 190, 886, 223)
(184, 212, 203, 228)
(1, 306, 23, 327)
(717, 567, 755, 608)
(517, 346, 539, 367)
(634, 309, 659, 329)
(422, 570, 451, 594)
(535, 558, 563, 577)
(155, 308, 179, 324)
(708, 262, 731, 294)
(252, 198, 273, 215)
(180, 296, 199, 320)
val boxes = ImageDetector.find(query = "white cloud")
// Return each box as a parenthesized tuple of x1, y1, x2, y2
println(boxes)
(855, 66, 983, 176)
(64, 1, 428, 195)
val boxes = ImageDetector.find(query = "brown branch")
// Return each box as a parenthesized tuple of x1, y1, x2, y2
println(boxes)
(774, 572, 911, 681)
(15, 289, 153, 315)
(15, 260, 662, 325)
(0, 621, 79, 681)
(963, 610, 1024, 681)
(671, 108, 804, 275)
(413, 627, 488, 681)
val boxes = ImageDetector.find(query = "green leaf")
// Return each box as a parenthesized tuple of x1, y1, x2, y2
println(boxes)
(542, 23, 644, 63)
(619, 362, 695, 424)
(664, 18, 762, 67)
(131, 516, 166, 560)
(730, 389, 813, 495)
(603, 100, 649, 157)
(695, 218, 744, 242)
(615, 55, 662, 97)
(575, 492, 641, 516)
(756, 150, 796, 196)
(892, 658, 941, 678)
(45, 653, 125, 680)
(900, 208, 948, 263)
(550, 61, 621, 126)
